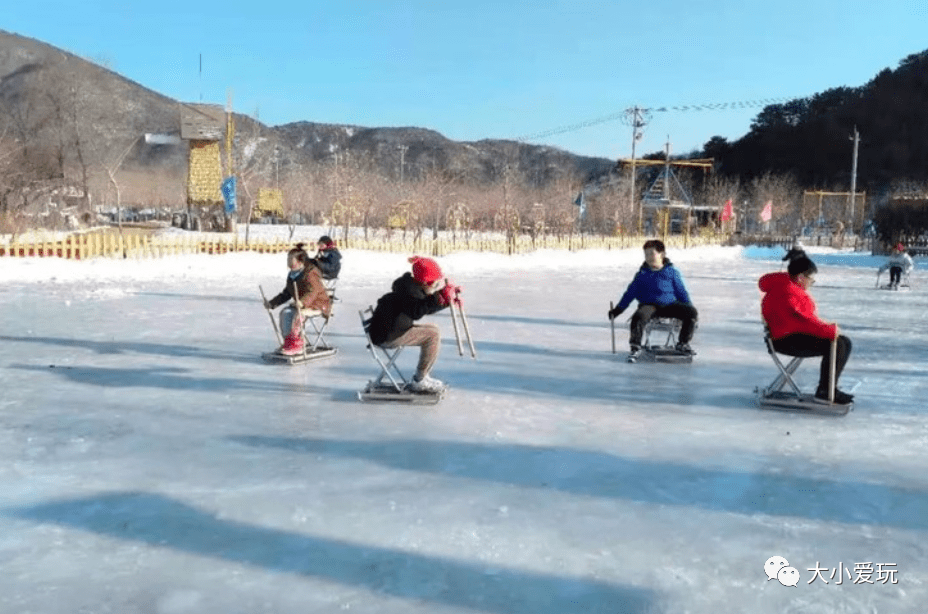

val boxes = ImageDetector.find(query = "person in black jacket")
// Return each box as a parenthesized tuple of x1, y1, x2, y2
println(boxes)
(311, 235, 341, 280)
(368, 256, 460, 393)
(782, 239, 806, 265)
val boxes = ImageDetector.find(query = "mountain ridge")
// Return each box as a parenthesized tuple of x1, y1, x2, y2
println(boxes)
(0, 28, 614, 196)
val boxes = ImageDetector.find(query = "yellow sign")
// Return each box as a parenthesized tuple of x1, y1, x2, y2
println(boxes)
(255, 188, 284, 218)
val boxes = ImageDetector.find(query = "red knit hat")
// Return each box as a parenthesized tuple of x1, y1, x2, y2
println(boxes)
(409, 256, 442, 285)
(895, 243, 905, 252)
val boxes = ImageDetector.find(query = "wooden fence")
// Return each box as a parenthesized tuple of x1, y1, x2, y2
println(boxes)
(726, 232, 875, 252)
(0, 228, 748, 260)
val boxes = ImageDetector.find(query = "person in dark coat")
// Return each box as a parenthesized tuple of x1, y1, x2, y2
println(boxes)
(782, 239, 807, 265)
(311, 235, 341, 280)
(368, 256, 460, 392)
(608, 239, 698, 362)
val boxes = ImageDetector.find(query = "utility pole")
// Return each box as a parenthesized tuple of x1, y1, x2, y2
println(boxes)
(849, 126, 860, 231)
(332, 152, 339, 198)
(397, 145, 408, 182)
(274, 146, 280, 189)
(623, 106, 649, 234)
(663, 137, 671, 201)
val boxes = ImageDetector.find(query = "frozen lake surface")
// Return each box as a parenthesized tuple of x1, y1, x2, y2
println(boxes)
(1, 244, 926, 613)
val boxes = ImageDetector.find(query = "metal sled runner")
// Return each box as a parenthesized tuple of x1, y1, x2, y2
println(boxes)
(755, 329, 851, 416)
(356, 307, 444, 405)
(641, 318, 693, 363)
(609, 302, 694, 363)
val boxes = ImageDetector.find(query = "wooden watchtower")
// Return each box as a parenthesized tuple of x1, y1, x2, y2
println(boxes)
(179, 103, 225, 228)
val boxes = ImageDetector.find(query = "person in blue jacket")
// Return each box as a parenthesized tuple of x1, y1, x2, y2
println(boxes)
(608, 239, 699, 362)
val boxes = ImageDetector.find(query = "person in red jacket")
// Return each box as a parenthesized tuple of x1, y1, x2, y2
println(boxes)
(759, 256, 853, 404)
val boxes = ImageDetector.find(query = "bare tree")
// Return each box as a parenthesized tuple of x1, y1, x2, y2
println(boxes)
(697, 175, 742, 232)
(104, 135, 144, 232)
(0, 124, 25, 231)
(748, 172, 802, 234)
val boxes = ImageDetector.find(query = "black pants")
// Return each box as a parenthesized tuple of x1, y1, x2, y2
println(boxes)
(890, 265, 903, 284)
(772, 334, 852, 392)
(630, 303, 698, 347)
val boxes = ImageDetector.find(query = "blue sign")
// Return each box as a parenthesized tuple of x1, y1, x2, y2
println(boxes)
(221, 176, 237, 214)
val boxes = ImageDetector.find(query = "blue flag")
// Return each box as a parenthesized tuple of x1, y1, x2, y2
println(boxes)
(221, 176, 237, 214)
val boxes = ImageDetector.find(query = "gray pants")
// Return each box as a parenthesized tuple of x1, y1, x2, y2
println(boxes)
(279, 306, 300, 336)
(382, 323, 441, 379)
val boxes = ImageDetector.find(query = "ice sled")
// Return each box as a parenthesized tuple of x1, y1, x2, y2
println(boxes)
(876, 270, 911, 291)
(356, 307, 444, 405)
(755, 329, 851, 416)
(261, 282, 338, 365)
(261, 345, 337, 365)
(640, 318, 694, 363)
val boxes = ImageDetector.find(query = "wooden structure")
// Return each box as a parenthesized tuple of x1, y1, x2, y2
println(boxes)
(255, 188, 284, 220)
(180, 103, 225, 209)
(618, 140, 714, 239)
(803, 190, 866, 233)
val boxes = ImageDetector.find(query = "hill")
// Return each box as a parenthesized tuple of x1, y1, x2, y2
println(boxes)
(0, 28, 613, 225)
(706, 49, 928, 191)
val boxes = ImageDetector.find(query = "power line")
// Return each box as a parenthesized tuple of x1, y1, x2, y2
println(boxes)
(515, 95, 807, 143)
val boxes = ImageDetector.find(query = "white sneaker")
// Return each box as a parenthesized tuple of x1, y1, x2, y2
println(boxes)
(410, 374, 445, 393)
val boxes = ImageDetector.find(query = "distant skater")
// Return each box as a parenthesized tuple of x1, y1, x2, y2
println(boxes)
(878, 243, 913, 290)
(782, 239, 806, 265)
(310, 235, 342, 280)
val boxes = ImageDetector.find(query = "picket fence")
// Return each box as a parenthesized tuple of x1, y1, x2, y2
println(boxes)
(0, 229, 727, 260)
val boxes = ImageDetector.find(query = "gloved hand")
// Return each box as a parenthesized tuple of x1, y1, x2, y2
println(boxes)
(263, 299, 272, 310)
(423, 278, 445, 296)
(437, 280, 462, 306)
(608, 306, 624, 320)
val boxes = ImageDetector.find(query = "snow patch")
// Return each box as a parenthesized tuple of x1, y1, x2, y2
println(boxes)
(242, 137, 267, 164)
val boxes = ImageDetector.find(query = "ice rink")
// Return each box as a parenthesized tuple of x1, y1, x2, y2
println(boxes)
(1, 244, 926, 613)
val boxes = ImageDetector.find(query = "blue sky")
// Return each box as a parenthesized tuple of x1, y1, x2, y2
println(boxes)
(4, 1, 926, 159)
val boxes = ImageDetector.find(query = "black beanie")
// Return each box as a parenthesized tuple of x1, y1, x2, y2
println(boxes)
(788, 256, 817, 277)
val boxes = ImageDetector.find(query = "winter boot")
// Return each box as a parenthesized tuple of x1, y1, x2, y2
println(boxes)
(280, 330, 305, 356)
(627, 346, 642, 363)
(814, 387, 853, 405)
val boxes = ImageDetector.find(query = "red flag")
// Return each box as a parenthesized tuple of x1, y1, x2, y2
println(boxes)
(760, 200, 772, 222)
(721, 199, 733, 222)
